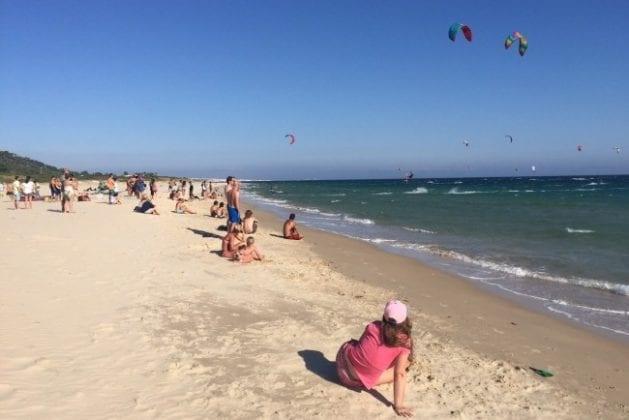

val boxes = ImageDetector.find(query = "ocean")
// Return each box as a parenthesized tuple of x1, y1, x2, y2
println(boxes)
(244, 176, 629, 340)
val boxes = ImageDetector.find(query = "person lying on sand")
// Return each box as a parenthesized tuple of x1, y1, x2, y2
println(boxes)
(134, 194, 160, 215)
(235, 237, 264, 263)
(242, 209, 258, 234)
(175, 197, 196, 214)
(336, 300, 415, 417)
(221, 224, 246, 259)
(283, 213, 304, 240)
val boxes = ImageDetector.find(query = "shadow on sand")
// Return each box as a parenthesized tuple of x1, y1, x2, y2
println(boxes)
(187, 227, 223, 240)
(297, 349, 392, 408)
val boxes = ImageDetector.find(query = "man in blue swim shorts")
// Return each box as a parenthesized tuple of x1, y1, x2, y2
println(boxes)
(226, 176, 241, 228)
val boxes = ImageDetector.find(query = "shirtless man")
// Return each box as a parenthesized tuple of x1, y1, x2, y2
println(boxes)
(283, 213, 304, 240)
(226, 176, 241, 229)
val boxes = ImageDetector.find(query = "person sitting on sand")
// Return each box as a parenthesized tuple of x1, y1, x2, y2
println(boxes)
(221, 224, 246, 259)
(336, 300, 415, 417)
(210, 200, 220, 217)
(217, 202, 227, 218)
(175, 197, 196, 214)
(134, 193, 159, 215)
(235, 237, 264, 263)
(242, 209, 258, 234)
(283, 213, 304, 240)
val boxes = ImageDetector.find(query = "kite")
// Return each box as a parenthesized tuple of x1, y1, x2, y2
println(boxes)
(505, 135, 514, 143)
(613, 146, 621, 154)
(285, 133, 296, 145)
(577, 144, 583, 152)
(504, 32, 528, 56)
(531, 165, 536, 172)
(463, 140, 470, 147)
(449, 23, 473, 42)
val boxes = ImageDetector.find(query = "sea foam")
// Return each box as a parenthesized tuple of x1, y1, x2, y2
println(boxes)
(404, 187, 428, 194)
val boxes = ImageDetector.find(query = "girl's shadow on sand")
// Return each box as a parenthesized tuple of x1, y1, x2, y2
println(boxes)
(297, 350, 391, 407)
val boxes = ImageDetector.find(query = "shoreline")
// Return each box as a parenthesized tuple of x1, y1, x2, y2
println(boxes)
(1, 184, 627, 418)
(244, 198, 629, 414)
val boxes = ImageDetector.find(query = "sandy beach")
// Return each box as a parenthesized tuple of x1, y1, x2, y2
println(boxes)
(1, 183, 627, 419)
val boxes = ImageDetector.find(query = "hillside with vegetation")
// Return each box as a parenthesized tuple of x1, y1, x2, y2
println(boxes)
(0, 151, 64, 182)
(0, 151, 160, 182)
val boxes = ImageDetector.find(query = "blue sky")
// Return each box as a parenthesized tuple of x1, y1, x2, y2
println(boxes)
(1, 0, 628, 179)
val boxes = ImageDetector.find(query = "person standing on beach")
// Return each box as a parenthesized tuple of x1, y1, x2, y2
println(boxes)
(0, 181, 5, 200)
(62, 173, 76, 213)
(150, 178, 158, 200)
(22, 176, 34, 209)
(12, 176, 21, 210)
(226, 176, 241, 229)
(60, 170, 68, 211)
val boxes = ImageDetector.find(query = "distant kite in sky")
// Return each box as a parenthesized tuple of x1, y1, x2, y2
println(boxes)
(531, 165, 536, 172)
(577, 144, 583, 152)
(449, 23, 473, 42)
(285, 133, 296, 145)
(505, 32, 528, 56)
(613, 146, 621, 154)
(505, 135, 514, 143)
(463, 140, 470, 147)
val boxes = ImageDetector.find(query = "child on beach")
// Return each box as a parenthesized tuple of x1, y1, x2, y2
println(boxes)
(242, 210, 258, 234)
(336, 300, 414, 417)
(235, 237, 264, 263)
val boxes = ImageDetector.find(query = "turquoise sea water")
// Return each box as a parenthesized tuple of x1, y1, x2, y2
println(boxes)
(245, 176, 629, 339)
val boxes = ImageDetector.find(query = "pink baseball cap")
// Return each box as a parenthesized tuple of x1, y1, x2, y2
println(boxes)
(383, 299, 407, 325)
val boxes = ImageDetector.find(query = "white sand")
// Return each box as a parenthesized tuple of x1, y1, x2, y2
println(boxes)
(0, 183, 617, 418)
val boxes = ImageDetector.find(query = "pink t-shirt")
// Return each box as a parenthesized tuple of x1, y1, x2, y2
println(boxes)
(346, 321, 410, 389)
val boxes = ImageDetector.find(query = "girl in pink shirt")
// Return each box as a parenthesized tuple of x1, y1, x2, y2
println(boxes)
(336, 300, 414, 417)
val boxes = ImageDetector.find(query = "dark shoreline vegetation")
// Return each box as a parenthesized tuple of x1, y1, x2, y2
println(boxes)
(0, 151, 161, 183)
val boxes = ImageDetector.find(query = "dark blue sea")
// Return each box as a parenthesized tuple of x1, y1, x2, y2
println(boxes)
(244, 176, 629, 340)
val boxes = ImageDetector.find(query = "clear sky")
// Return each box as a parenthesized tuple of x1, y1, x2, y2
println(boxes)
(1, 0, 628, 179)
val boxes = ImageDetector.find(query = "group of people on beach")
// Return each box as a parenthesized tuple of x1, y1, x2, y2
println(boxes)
(4, 176, 38, 209)
(218, 176, 264, 263)
(2, 171, 416, 415)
